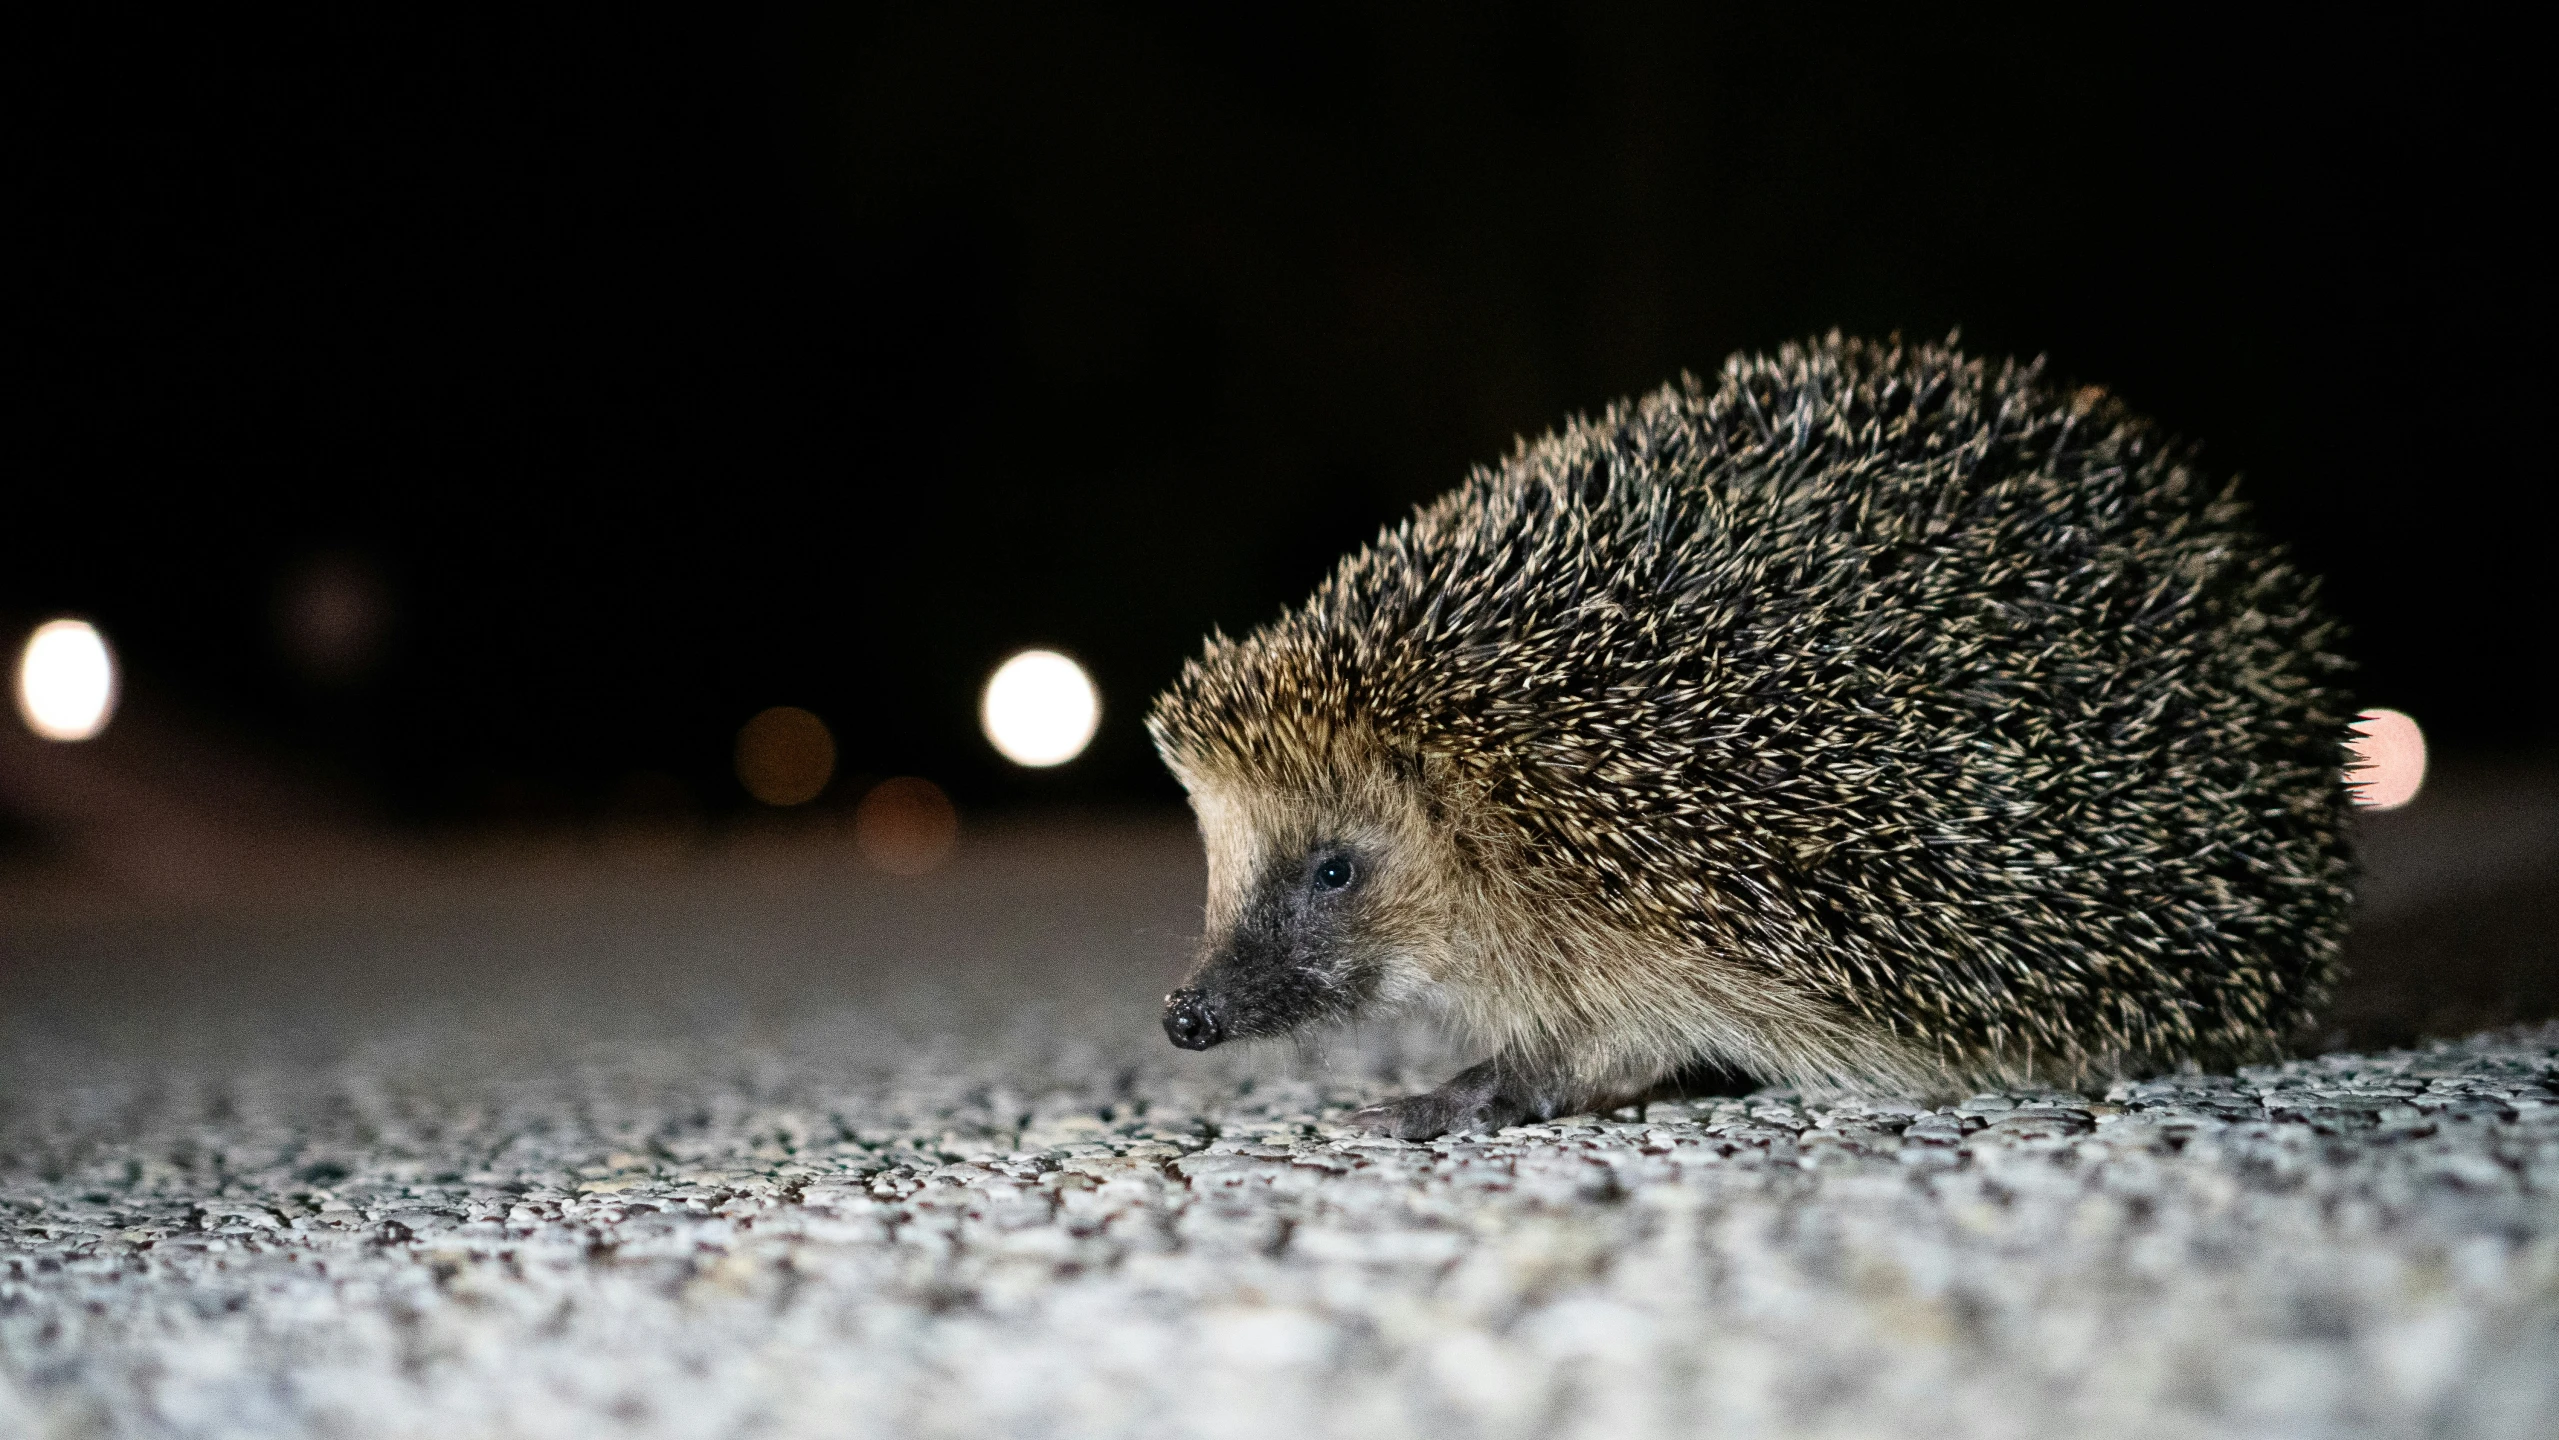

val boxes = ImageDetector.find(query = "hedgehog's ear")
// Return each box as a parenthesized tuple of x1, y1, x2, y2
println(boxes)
(1385, 736, 1457, 799)
(1383, 741, 1466, 830)
(1383, 735, 1424, 778)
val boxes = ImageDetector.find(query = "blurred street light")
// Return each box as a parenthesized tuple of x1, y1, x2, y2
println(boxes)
(278, 553, 389, 682)
(853, 776, 959, 875)
(16, 618, 119, 742)
(736, 706, 836, 806)
(981, 650, 1099, 767)
(2347, 708, 2427, 810)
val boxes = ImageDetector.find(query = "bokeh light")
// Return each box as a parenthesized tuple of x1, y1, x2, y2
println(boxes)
(735, 706, 836, 806)
(15, 618, 119, 742)
(2346, 708, 2427, 811)
(278, 553, 389, 682)
(853, 777, 960, 876)
(981, 650, 1099, 767)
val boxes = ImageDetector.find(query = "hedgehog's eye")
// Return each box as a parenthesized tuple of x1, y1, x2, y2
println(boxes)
(1311, 853, 1358, 892)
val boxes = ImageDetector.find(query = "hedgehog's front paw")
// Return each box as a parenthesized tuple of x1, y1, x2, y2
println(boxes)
(1352, 1062, 1529, 1140)
(1351, 1093, 1511, 1141)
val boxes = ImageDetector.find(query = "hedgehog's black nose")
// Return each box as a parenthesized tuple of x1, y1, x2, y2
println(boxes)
(1163, 989, 1224, 1050)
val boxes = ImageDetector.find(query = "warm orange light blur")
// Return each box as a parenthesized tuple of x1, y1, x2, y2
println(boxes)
(2346, 708, 2427, 810)
(736, 706, 836, 806)
(16, 618, 119, 742)
(278, 553, 389, 681)
(853, 776, 959, 875)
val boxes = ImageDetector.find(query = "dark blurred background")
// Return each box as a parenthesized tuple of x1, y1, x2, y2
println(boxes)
(6, 6, 2551, 822)
(2, 6, 2556, 1059)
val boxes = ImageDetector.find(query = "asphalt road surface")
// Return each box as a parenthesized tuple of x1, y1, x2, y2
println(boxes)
(4, 793, 2556, 1439)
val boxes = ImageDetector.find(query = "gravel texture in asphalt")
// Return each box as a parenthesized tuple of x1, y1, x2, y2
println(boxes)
(4, 818, 2557, 1438)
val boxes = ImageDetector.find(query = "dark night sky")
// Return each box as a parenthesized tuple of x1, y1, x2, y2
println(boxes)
(8, 7, 2552, 823)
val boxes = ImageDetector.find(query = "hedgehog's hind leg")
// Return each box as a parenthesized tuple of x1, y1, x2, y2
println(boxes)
(1352, 1056, 1595, 1141)
(1649, 1057, 1761, 1103)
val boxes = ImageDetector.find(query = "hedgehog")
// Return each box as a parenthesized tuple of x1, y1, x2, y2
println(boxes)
(1146, 334, 2357, 1140)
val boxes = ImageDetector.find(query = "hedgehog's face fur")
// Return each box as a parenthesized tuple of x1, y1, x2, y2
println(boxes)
(1159, 735, 1461, 1050)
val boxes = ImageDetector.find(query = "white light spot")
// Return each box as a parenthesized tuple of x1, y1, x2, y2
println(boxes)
(2346, 708, 2427, 810)
(16, 619, 120, 742)
(981, 649, 1100, 767)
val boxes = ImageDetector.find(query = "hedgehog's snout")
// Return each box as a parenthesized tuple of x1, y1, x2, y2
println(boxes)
(1162, 988, 1225, 1050)
(1162, 842, 1377, 1051)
